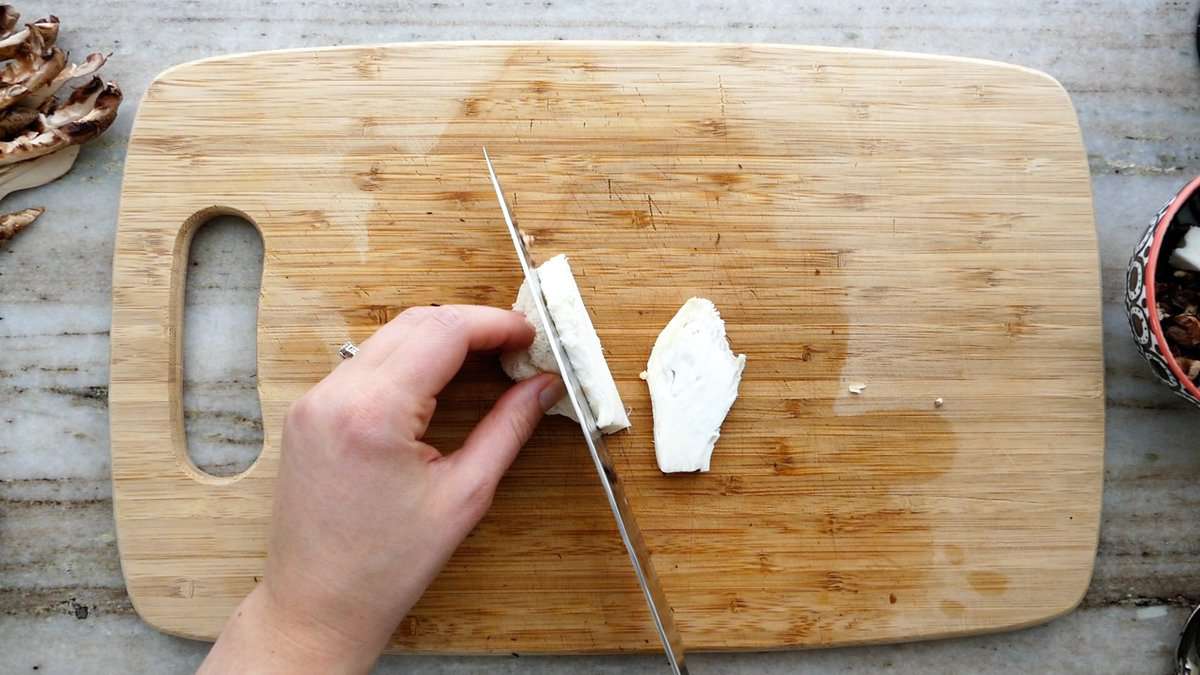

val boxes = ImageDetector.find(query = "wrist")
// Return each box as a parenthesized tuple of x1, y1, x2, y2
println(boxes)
(199, 584, 384, 675)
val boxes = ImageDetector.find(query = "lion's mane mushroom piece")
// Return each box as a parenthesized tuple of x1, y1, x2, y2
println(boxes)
(0, 78, 120, 165)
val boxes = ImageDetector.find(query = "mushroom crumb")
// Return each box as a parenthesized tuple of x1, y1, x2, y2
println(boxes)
(848, 382, 866, 395)
(934, 397, 944, 408)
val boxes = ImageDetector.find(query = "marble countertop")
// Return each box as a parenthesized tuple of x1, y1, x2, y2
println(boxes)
(2, 0, 1199, 672)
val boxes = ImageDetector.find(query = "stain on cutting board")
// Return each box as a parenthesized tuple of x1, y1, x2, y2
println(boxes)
(331, 43, 983, 644)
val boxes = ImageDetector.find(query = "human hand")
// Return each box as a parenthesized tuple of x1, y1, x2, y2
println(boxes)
(198, 305, 564, 675)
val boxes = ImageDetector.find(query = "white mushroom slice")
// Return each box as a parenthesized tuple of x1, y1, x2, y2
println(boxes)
(645, 298, 745, 473)
(500, 254, 631, 434)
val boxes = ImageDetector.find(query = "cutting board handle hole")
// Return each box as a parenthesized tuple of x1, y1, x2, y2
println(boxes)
(180, 210, 264, 481)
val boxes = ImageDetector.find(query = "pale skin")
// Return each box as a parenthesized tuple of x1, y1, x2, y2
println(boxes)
(198, 305, 564, 675)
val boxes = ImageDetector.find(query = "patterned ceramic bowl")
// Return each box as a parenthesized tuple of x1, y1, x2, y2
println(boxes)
(1126, 176, 1200, 405)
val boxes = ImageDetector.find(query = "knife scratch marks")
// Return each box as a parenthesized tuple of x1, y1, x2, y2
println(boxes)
(718, 74, 727, 122)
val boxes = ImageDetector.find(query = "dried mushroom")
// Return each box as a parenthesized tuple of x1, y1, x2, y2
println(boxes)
(0, 15, 58, 60)
(25, 51, 105, 109)
(1156, 267, 1200, 384)
(0, 77, 121, 165)
(1167, 314, 1200, 349)
(0, 6, 18, 35)
(0, 143, 77, 200)
(0, 6, 121, 246)
(0, 204, 40, 240)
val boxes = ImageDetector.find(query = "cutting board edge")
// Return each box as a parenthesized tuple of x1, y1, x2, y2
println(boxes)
(114, 581, 1094, 655)
(119, 594, 1097, 656)
(144, 38, 1074, 98)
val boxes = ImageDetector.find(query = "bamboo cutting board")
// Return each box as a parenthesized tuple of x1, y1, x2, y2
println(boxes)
(110, 42, 1103, 653)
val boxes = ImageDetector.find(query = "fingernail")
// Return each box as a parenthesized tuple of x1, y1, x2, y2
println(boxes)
(538, 376, 566, 412)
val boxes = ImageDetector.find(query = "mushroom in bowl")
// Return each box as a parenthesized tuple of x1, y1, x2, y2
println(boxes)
(1126, 176, 1200, 405)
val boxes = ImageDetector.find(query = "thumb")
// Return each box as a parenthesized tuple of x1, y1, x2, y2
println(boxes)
(445, 373, 564, 502)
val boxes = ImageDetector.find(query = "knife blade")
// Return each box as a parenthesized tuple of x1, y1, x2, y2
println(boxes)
(483, 147, 689, 675)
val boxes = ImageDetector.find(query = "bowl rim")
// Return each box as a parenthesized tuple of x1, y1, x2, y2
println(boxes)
(1144, 175, 1200, 398)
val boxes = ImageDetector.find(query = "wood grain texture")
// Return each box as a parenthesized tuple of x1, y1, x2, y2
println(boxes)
(109, 42, 1103, 653)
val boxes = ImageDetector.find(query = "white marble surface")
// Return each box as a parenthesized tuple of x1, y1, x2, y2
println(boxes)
(1, 0, 1198, 673)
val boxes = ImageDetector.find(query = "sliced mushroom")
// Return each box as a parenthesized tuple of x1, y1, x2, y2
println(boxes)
(25, 15, 56, 46)
(0, 79, 120, 166)
(0, 204, 42, 241)
(0, 104, 36, 137)
(41, 76, 118, 127)
(0, 12, 121, 228)
(1168, 315, 1200, 348)
(0, 143, 77, 200)
(0, 45, 65, 110)
(27, 51, 106, 109)
(0, 16, 58, 60)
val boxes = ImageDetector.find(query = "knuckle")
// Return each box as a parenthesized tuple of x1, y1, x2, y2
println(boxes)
(460, 471, 497, 514)
(413, 396, 437, 428)
(286, 393, 315, 428)
(505, 410, 535, 447)
(286, 387, 327, 435)
(329, 394, 386, 451)
(428, 305, 464, 331)
(398, 305, 435, 322)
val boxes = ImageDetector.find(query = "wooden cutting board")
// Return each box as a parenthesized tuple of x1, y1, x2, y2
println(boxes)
(110, 42, 1103, 653)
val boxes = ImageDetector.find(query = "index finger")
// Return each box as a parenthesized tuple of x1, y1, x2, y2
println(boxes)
(380, 304, 535, 399)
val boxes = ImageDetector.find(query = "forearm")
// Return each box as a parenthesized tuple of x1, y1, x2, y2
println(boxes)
(198, 585, 383, 675)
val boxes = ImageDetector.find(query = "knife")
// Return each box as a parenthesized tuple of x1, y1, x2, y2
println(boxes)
(483, 147, 689, 675)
